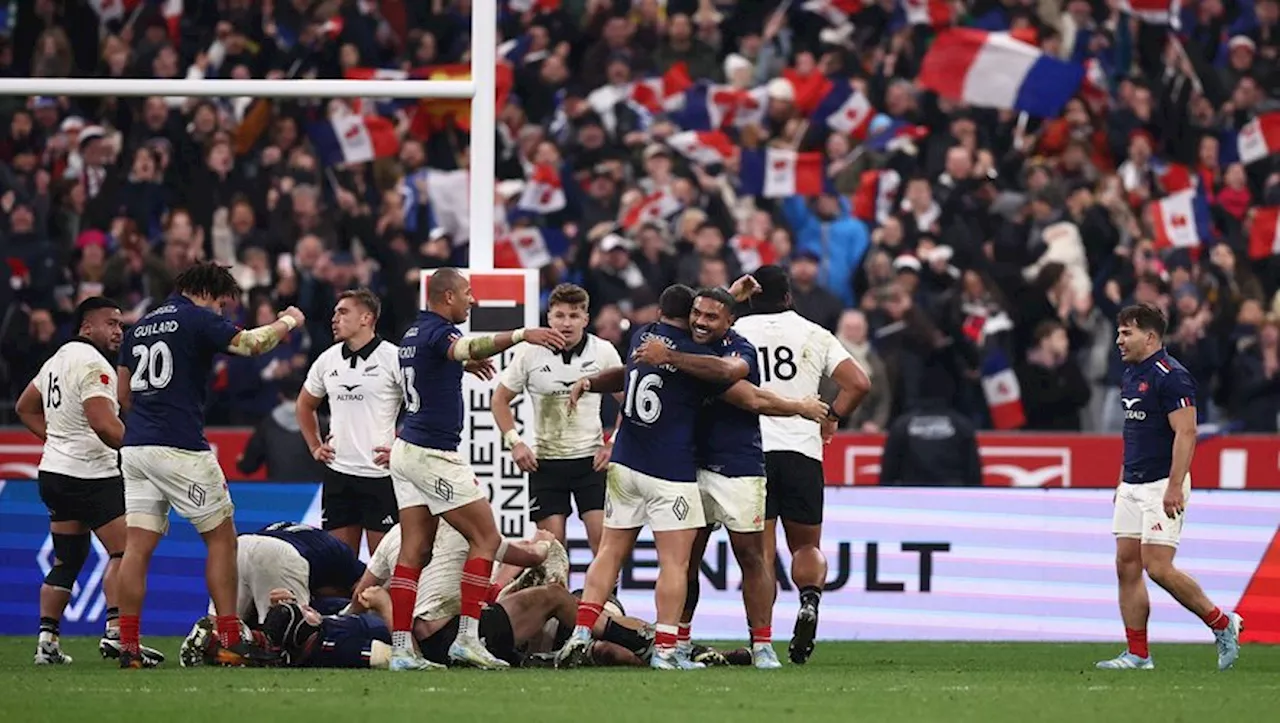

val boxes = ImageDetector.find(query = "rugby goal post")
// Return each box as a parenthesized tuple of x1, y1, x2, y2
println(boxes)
(0, 0, 499, 271)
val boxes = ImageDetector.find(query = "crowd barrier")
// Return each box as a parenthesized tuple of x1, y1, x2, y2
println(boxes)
(2, 480, 1276, 642)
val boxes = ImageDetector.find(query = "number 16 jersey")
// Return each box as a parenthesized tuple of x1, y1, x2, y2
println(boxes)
(610, 322, 724, 483)
(732, 310, 851, 462)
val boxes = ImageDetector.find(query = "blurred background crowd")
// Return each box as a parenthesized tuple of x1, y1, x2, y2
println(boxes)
(0, 0, 1277, 436)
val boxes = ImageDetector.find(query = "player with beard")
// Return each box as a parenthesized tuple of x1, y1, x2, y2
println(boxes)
(16, 297, 162, 666)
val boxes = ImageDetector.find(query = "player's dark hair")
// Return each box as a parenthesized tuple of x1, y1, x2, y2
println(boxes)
(1032, 319, 1065, 345)
(72, 296, 122, 334)
(658, 284, 696, 319)
(261, 603, 319, 662)
(173, 261, 242, 301)
(548, 283, 589, 310)
(338, 288, 381, 321)
(751, 265, 791, 311)
(1117, 303, 1167, 338)
(427, 267, 465, 304)
(694, 287, 738, 315)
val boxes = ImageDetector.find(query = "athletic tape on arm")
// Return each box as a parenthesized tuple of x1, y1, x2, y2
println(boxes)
(227, 324, 284, 357)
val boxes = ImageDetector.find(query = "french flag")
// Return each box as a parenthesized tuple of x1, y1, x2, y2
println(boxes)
(1119, 0, 1180, 25)
(630, 63, 694, 114)
(1238, 112, 1280, 166)
(1248, 207, 1280, 261)
(1150, 189, 1211, 249)
(981, 349, 1026, 430)
(508, 0, 561, 13)
(902, 0, 953, 28)
(851, 169, 901, 224)
(812, 82, 875, 140)
(307, 114, 398, 166)
(679, 84, 769, 131)
(740, 148, 827, 198)
(495, 227, 556, 269)
(516, 164, 567, 215)
(666, 131, 736, 166)
(619, 188, 683, 230)
(802, 0, 864, 25)
(917, 29, 1084, 118)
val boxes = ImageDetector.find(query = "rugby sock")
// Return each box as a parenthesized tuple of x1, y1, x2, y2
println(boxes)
(459, 557, 494, 642)
(654, 624, 679, 654)
(601, 619, 649, 655)
(677, 624, 692, 655)
(751, 626, 772, 651)
(215, 615, 241, 648)
(575, 601, 604, 631)
(388, 565, 420, 647)
(119, 615, 140, 655)
(1202, 607, 1230, 631)
(799, 585, 823, 608)
(104, 607, 120, 637)
(1125, 628, 1149, 659)
(39, 617, 59, 644)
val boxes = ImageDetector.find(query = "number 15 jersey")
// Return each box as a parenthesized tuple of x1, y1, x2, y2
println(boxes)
(732, 310, 851, 462)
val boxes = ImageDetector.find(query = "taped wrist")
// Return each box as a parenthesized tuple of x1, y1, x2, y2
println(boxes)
(44, 533, 91, 591)
(227, 324, 284, 357)
(452, 334, 499, 361)
(503, 429, 523, 450)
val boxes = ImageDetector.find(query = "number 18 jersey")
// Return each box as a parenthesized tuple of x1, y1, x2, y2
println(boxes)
(732, 310, 851, 462)
(120, 294, 240, 451)
(610, 322, 724, 483)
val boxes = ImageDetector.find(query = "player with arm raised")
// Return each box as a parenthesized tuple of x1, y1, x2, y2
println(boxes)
(492, 283, 623, 554)
(15, 297, 161, 667)
(732, 265, 870, 665)
(386, 268, 568, 671)
(114, 261, 302, 668)
(1096, 304, 1243, 671)
(631, 286, 829, 669)
(297, 289, 404, 555)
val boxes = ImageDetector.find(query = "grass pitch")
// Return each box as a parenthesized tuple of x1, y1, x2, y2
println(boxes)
(8, 637, 1280, 722)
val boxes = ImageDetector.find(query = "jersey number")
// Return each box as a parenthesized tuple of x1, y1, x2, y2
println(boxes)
(758, 345, 797, 382)
(45, 373, 62, 409)
(129, 341, 174, 392)
(624, 370, 663, 423)
(401, 368, 421, 413)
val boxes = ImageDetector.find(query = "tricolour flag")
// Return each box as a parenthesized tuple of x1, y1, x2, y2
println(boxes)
(902, 0, 953, 28)
(851, 169, 901, 224)
(1238, 112, 1280, 166)
(740, 148, 826, 198)
(1248, 207, 1280, 261)
(630, 63, 694, 113)
(307, 114, 398, 166)
(981, 349, 1026, 430)
(1150, 189, 1210, 249)
(802, 0, 864, 26)
(160, 0, 182, 43)
(619, 188, 683, 230)
(495, 227, 553, 270)
(665, 131, 736, 166)
(917, 29, 1084, 118)
(1118, 0, 1180, 25)
(813, 82, 875, 139)
(516, 164, 566, 215)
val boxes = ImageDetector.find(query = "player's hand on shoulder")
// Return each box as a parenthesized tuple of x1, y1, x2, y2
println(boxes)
(372, 445, 391, 468)
(523, 327, 568, 350)
(512, 441, 538, 472)
(279, 306, 306, 327)
(464, 359, 497, 381)
(633, 338, 671, 366)
(312, 441, 336, 463)
(799, 395, 829, 424)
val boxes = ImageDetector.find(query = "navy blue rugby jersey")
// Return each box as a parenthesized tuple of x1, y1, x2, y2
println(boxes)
(254, 522, 365, 594)
(1120, 349, 1197, 484)
(696, 330, 765, 478)
(397, 310, 465, 451)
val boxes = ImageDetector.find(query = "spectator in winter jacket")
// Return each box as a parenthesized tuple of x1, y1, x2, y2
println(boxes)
(782, 194, 870, 307)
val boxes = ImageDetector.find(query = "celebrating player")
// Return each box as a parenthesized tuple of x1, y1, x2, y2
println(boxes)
(630, 285, 831, 669)
(386, 267, 568, 670)
(114, 261, 303, 668)
(732, 265, 870, 665)
(298, 289, 404, 555)
(15, 297, 161, 666)
(492, 283, 623, 553)
(1096, 304, 1243, 671)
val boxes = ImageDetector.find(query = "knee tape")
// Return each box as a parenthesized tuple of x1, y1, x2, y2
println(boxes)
(127, 512, 170, 536)
(190, 502, 235, 534)
(45, 533, 91, 591)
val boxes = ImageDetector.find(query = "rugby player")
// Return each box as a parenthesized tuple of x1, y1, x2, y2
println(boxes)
(15, 297, 161, 666)
(387, 267, 569, 670)
(557, 285, 828, 670)
(732, 265, 870, 665)
(260, 586, 396, 669)
(114, 261, 304, 668)
(298, 289, 404, 555)
(1096, 304, 1242, 671)
(492, 283, 623, 553)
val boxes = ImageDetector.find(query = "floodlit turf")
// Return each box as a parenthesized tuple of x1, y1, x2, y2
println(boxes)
(7, 637, 1280, 722)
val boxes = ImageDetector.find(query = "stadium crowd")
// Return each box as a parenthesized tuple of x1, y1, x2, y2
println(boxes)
(0, 0, 1278, 435)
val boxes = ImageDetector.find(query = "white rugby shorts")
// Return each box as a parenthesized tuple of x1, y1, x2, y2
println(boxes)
(604, 463, 705, 532)
(697, 469, 766, 533)
(207, 535, 311, 624)
(121, 446, 233, 534)
(1112, 476, 1191, 547)
(388, 438, 486, 515)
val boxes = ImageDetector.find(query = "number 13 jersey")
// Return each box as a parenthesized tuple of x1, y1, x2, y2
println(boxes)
(120, 294, 241, 451)
(732, 310, 851, 462)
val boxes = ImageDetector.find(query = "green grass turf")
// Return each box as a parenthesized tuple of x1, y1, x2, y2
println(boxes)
(7, 637, 1280, 723)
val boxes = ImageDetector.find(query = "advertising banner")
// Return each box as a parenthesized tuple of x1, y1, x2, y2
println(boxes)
(2, 481, 1277, 643)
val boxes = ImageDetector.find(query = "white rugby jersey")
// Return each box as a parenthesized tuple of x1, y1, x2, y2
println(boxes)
(368, 522, 469, 620)
(498, 333, 622, 460)
(35, 340, 120, 479)
(304, 336, 403, 478)
(732, 310, 852, 461)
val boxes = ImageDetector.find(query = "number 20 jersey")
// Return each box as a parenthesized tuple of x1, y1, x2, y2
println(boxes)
(610, 322, 724, 483)
(120, 294, 240, 451)
(732, 309, 852, 462)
